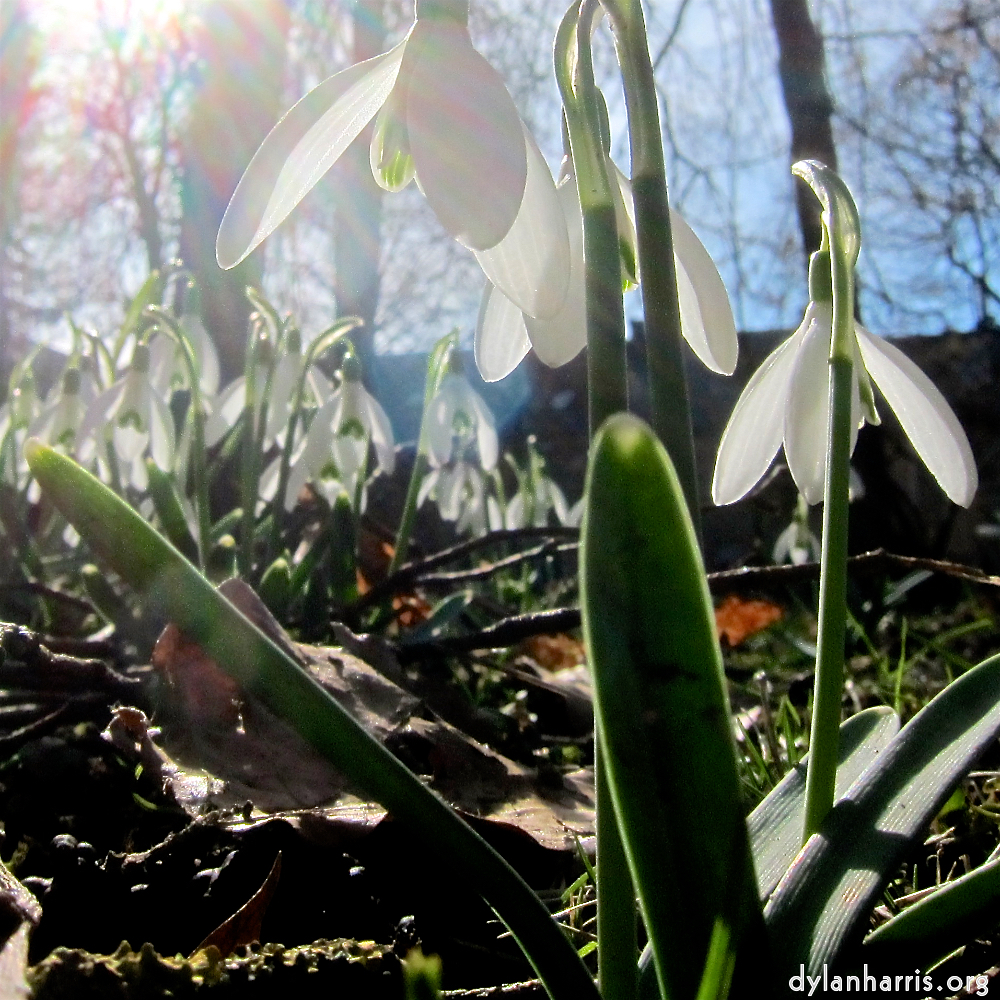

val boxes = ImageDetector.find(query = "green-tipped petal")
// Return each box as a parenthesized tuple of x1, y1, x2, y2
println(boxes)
(217, 43, 406, 269)
(403, 21, 526, 251)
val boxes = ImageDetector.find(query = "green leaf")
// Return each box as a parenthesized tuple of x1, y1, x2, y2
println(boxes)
(24, 440, 600, 1000)
(749, 706, 900, 902)
(764, 652, 1000, 979)
(863, 855, 1000, 970)
(581, 414, 765, 1000)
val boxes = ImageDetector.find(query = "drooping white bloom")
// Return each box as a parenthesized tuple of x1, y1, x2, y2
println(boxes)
(261, 361, 394, 512)
(216, 0, 569, 324)
(712, 300, 977, 507)
(28, 366, 96, 454)
(78, 343, 176, 492)
(0, 369, 40, 487)
(149, 311, 221, 399)
(418, 460, 497, 537)
(424, 372, 498, 471)
(475, 163, 738, 382)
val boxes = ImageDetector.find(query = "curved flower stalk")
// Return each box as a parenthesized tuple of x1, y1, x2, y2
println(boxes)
(260, 358, 394, 512)
(77, 343, 176, 492)
(216, 0, 568, 323)
(475, 161, 738, 383)
(712, 297, 978, 508)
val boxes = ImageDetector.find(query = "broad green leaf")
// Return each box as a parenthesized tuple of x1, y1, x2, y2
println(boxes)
(24, 441, 600, 1000)
(764, 652, 1000, 979)
(749, 707, 900, 902)
(581, 414, 766, 1000)
(863, 856, 1000, 969)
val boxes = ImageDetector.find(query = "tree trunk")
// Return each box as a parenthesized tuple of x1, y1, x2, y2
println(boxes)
(178, 0, 291, 382)
(768, 0, 838, 261)
(330, 0, 387, 377)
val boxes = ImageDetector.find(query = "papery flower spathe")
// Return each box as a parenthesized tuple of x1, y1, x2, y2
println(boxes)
(217, 0, 569, 325)
(475, 162, 738, 382)
(712, 299, 977, 508)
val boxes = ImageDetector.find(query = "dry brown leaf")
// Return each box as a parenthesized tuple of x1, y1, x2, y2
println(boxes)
(125, 579, 596, 852)
(192, 852, 282, 957)
(519, 634, 585, 672)
(714, 593, 784, 647)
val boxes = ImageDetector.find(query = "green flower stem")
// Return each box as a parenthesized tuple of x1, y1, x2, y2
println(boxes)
(239, 324, 268, 579)
(601, 0, 701, 535)
(268, 320, 357, 561)
(583, 203, 629, 430)
(389, 330, 457, 577)
(26, 441, 599, 1000)
(596, 750, 637, 1000)
(803, 241, 857, 842)
(557, 7, 633, 994)
(145, 306, 211, 568)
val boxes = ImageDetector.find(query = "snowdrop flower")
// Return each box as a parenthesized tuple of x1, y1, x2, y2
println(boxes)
(503, 437, 572, 528)
(425, 371, 498, 471)
(419, 459, 495, 537)
(0, 369, 40, 487)
(78, 343, 175, 492)
(149, 310, 221, 399)
(28, 366, 96, 454)
(476, 162, 738, 382)
(261, 357, 394, 511)
(216, 0, 569, 325)
(712, 297, 977, 508)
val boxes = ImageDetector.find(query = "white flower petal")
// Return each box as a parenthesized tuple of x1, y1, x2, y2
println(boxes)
(417, 468, 439, 507)
(856, 326, 978, 507)
(475, 284, 531, 382)
(147, 388, 176, 471)
(425, 395, 456, 468)
(712, 327, 803, 505)
(784, 309, 834, 505)
(204, 379, 247, 447)
(524, 179, 587, 368)
(404, 21, 526, 251)
(472, 397, 499, 471)
(217, 43, 406, 269)
(473, 126, 569, 319)
(363, 392, 396, 474)
(670, 209, 738, 376)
